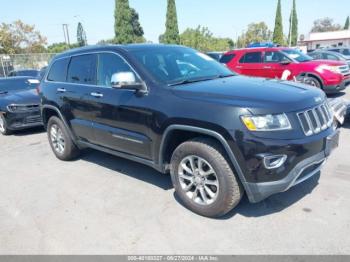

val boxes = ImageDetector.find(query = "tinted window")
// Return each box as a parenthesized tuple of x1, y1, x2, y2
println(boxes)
(47, 58, 69, 82)
(220, 54, 236, 64)
(308, 52, 321, 60)
(239, 52, 262, 63)
(341, 49, 350, 56)
(264, 51, 290, 63)
(97, 53, 137, 87)
(67, 54, 97, 85)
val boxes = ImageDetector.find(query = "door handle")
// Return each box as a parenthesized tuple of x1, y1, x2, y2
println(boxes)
(236, 66, 243, 69)
(263, 66, 272, 69)
(57, 88, 66, 93)
(90, 92, 104, 98)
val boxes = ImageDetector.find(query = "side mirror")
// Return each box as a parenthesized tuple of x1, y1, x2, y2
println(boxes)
(111, 72, 147, 94)
(280, 60, 291, 65)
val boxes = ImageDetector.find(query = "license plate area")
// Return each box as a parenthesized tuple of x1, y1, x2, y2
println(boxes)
(325, 130, 340, 157)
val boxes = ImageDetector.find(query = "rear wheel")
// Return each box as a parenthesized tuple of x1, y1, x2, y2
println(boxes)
(47, 116, 80, 161)
(170, 138, 243, 218)
(0, 114, 12, 136)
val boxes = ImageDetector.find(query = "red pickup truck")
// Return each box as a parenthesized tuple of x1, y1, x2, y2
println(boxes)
(221, 47, 350, 93)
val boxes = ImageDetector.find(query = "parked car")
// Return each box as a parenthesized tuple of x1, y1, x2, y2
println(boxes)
(325, 47, 350, 59)
(7, 69, 41, 78)
(0, 77, 43, 135)
(206, 52, 224, 62)
(221, 47, 350, 93)
(40, 44, 339, 218)
(308, 50, 350, 67)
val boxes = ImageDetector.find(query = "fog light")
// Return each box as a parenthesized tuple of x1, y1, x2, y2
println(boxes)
(260, 154, 287, 170)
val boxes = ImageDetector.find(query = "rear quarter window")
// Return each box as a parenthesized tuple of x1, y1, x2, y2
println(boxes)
(47, 58, 70, 82)
(219, 54, 236, 64)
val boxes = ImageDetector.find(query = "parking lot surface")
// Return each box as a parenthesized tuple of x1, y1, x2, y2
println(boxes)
(0, 90, 349, 255)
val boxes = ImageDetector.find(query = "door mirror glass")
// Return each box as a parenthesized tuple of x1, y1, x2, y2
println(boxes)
(280, 60, 291, 65)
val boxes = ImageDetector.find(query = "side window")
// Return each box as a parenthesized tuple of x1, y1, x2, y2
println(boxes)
(97, 53, 138, 87)
(67, 54, 97, 85)
(239, 52, 262, 63)
(264, 51, 289, 63)
(47, 58, 69, 82)
(219, 54, 236, 64)
(324, 53, 339, 61)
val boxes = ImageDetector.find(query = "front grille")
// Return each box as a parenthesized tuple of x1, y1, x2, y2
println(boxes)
(339, 65, 350, 76)
(7, 104, 40, 113)
(25, 115, 42, 124)
(297, 103, 333, 136)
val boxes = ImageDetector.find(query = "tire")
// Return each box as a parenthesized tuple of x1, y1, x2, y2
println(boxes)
(47, 116, 80, 161)
(170, 137, 243, 218)
(0, 114, 12, 136)
(303, 76, 322, 89)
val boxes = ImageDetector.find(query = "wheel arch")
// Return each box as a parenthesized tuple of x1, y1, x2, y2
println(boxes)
(41, 105, 79, 145)
(297, 72, 324, 88)
(158, 125, 251, 196)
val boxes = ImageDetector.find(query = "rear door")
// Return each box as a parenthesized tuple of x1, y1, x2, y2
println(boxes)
(262, 51, 292, 79)
(235, 51, 265, 77)
(62, 54, 98, 143)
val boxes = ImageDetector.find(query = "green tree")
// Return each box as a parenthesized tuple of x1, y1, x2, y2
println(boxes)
(114, 0, 134, 44)
(344, 16, 350, 30)
(273, 0, 284, 45)
(77, 22, 87, 47)
(161, 0, 180, 44)
(180, 26, 233, 52)
(0, 20, 47, 54)
(288, 0, 298, 46)
(130, 8, 145, 43)
(236, 22, 272, 48)
(47, 42, 80, 53)
(311, 18, 342, 32)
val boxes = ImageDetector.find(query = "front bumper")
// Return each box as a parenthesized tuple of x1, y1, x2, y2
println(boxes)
(244, 129, 340, 203)
(5, 111, 43, 130)
(324, 77, 350, 93)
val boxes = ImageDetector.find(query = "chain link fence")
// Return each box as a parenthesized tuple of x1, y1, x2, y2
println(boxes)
(0, 53, 57, 77)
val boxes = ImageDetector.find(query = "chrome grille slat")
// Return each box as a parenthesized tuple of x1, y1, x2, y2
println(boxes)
(297, 102, 333, 136)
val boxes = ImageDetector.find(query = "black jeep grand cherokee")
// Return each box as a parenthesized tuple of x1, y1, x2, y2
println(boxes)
(40, 44, 339, 218)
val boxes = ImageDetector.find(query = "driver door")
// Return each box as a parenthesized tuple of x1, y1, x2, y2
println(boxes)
(262, 51, 292, 79)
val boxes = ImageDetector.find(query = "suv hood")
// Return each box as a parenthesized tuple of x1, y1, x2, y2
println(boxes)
(171, 76, 326, 113)
(0, 89, 40, 107)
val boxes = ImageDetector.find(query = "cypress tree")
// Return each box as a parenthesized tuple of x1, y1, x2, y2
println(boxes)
(344, 16, 350, 30)
(288, 0, 298, 46)
(130, 8, 145, 42)
(273, 0, 284, 45)
(162, 0, 180, 44)
(114, 0, 134, 44)
(77, 22, 87, 46)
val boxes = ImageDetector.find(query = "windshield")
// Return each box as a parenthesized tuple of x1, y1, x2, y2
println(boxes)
(0, 78, 39, 93)
(282, 49, 313, 62)
(129, 46, 235, 85)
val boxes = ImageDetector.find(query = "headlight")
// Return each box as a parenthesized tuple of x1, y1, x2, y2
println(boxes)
(241, 114, 292, 131)
(316, 65, 341, 74)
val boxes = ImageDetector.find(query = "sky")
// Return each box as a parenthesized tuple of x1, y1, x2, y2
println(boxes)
(1, 0, 349, 45)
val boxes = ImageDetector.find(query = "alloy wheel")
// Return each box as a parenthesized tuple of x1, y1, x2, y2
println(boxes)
(178, 155, 219, 206)
(0, 116, 5, 133)
(50, 124, 66, 154)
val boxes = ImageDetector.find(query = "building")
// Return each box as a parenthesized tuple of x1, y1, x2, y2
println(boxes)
(299, 30, 350, 51)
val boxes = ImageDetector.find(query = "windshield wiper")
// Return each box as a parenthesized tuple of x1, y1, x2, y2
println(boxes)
(168, 74, 235, 87)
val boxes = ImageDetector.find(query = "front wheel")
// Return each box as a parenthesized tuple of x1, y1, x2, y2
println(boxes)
(170, 138, 243, 218)
(47, 116, 80, 161)
(0, 114, 12, 136)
